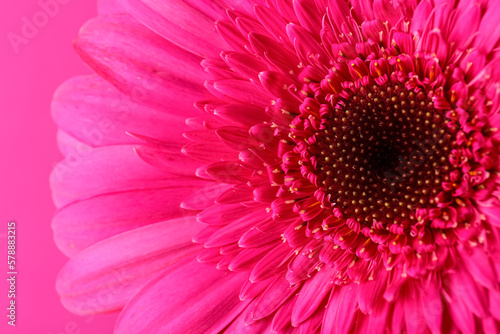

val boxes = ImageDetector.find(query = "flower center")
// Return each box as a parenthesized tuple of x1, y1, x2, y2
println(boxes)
(294, 80, 455, 227)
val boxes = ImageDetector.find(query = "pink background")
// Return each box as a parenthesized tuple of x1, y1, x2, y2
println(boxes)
(0, 0, 118, 332)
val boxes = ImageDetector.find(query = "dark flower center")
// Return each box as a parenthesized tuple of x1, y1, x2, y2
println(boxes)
(305, 81, 455, 226)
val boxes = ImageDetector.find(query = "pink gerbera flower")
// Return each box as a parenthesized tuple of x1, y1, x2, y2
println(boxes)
(51, 0, 500, 333)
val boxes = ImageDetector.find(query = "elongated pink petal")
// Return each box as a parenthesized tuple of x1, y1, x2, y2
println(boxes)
(57, 218, 203, 314)
(251, 275, 301, 321)
(271, 294, 298, 332)
(181, 183, 230, 210)
(52, 75, 190, 148)
(204, 207, 270, 247)
(478, 200, 500, 227)
(214, 103, 269, 127)
(225, 301, 272, 333)
(446, 292, 476, 333)
(357, 269, 389, 314)
(293, 0, 322, 36)
(223, 0, 266, 17)
(134, 144, 202, 177)
(448, 267, 488, 317)
(474, 4, 500, 54)
(255, 5, 290, 45)
(198, 203, 261, 226)
(75, 15, 211, 110)
(404, 283, 427, 334)
(115, 260, 251, 334)
(117, 0, 228, 58)
(98, 0, 124, 14)
(292, 265, 334, 325)
(213, 79, 273, 108)
(420, 276, 443, 334)
(229, 242, 279, 272)
(53, 182, 207, 256)
(489, 288, 500, 321)
(51, 145, 185, 208)
(460, 246, 498, 290)
(322, 285, 359, 334)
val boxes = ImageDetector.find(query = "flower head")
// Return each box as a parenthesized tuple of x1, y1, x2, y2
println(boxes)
(52, 0, 500, 333)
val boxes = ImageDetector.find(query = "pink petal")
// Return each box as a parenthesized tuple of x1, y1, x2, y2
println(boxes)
(271, 294, 298, 332)
(223, 51, 270, 81)
(363, 303, 390, 334)
(255, 5, 290, 45)
(52, 75, 191, 148)
(229, 242, 279, 272)
(223, 0, 266, 17)
(240, 277, 274, 301)
(391, 299, 407, 333)
(225, 301, 272, 333)
(239, 218, 283, 248)
(75, 15, 211, 110)
(460, 246, 498, 290)
(250, 241, 294, 282)
(53, 181, 206, 257)
(268, 0, 299, 24)
(216, 126, 259, 150)
(448, 267, 488, 317)
(292, 265, 334, 325)
(197, 203, 261, 226)
(216, 20, 250, 53)
(56, 218, 203, 314)
(55, 130, 92, 159)
(134, 143, 202, 177)
(482, 317, 500, 334)
(489, 288, 500, 321)
(322, 285, 359, 334)
(217, 184, 255, 204)
(286, 23, 329, 68)
(251, 275, 301, 321)
(204, 206, 270, 247)
(183, 129, 220, 143)
(214, 103, 269, 127)
(205, 161, 256, 184)
(419, 275, 443, 334)
(299, 308, 324, 334)
(357, 269, 389, 314)
(404, 283, 427, 334)
(117, 0, 228, 57)
(286, 250, 321, 284)
(327, 0, 351, 34)
(213, 79, 273, 108)
(115, 260, 251, 333)
(50, 145, 187, 208)
(249, 32, 301, 74)
(477, 199, 500, 227)
(410, 0, 432, 34)
(474, 4, 500, 54)
(98, 0, 124, 14)
(181, 183, 230, 210)
(446, 291, 476, 333)
(293, 0, 322, 36)
(183, 142, 240, 163)
(372, 0, 401, 26)
(235, 16, 272, 39)
(448, 2, 481, 50)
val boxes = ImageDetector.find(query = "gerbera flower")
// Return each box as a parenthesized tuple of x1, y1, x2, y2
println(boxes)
(51, 0, 500, 332)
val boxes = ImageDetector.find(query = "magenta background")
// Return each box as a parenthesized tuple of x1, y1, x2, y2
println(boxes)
(0, 1, 118, 333)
